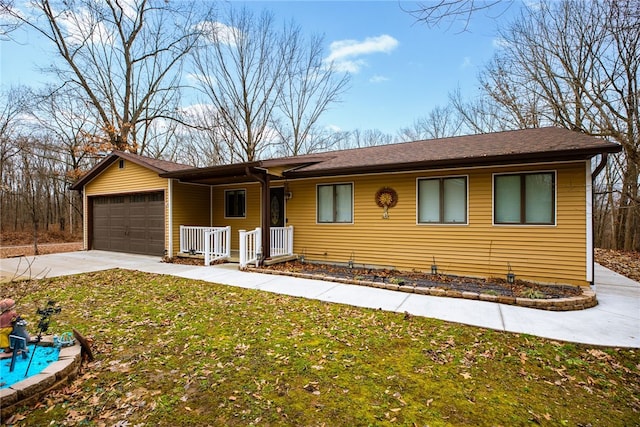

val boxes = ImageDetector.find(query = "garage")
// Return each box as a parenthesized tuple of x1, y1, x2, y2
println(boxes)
(91, 192, 165, 256)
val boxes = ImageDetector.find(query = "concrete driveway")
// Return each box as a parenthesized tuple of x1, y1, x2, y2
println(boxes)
(1, 250, 638, 348)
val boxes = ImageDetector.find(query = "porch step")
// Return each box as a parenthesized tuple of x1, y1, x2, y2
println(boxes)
(176, 251, 240, 264)
(176, 251, 294, 266)
(263, 254, 298, 266)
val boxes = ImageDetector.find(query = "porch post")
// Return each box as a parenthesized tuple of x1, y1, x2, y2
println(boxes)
(262, 173, 271, 261)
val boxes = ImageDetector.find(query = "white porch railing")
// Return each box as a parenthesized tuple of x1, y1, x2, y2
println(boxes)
(180, 225, 220, 254)
(239, 226, 294, 268)
(204, 226, 231, 266)
(239, 228, 261, 268)
(271, 226, 294, 257)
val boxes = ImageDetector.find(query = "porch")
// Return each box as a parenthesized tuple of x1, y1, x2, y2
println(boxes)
(179, 225, 295, 268)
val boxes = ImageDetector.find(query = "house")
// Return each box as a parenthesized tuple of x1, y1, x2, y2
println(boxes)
(71, 127, 621, 287)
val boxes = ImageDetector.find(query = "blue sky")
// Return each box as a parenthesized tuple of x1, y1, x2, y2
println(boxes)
(258, 1, 509, 134)
(0, 1, 518, 135)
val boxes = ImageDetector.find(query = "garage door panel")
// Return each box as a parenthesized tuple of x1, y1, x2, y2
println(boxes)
(92, 192, 165, 256)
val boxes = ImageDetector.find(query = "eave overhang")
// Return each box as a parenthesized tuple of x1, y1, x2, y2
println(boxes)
(283, 145, 622, 179)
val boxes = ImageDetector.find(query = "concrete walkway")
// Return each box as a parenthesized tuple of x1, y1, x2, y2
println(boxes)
(1, 251, 638, 348)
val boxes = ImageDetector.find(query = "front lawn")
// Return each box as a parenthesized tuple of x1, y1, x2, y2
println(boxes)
(3, 270, 639, 426)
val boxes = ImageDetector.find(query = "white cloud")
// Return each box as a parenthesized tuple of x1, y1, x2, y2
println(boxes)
(325, 34, 399, 74)
(333, 59, 367, 73)
(59, 8, 114, 46)
(196, 21, 242, 46)
(369, 74, 389, 83)
(460, 57, 472, 69)
(55, 0, 139, 46)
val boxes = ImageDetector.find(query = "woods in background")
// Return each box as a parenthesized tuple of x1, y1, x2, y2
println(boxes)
(1, 0, 637, 251)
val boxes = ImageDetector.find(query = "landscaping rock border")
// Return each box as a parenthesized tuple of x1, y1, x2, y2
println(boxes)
(0, 337, 82, 419)
(246, 267, 598, 311)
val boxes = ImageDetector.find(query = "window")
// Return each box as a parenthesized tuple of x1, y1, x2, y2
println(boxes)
(118, 159, 125, 169)
(418, 176, 467, 224)
(494, 172, 555, 225)
(225, 189, 246, 218)
(317, 183, 353, 223)
(148, 192, 164, 202)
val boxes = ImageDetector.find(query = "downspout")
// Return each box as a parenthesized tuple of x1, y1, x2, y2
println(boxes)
(589, 153, 609, 287)
(246, 167, 271, 264)
(592, 153, 608, 178)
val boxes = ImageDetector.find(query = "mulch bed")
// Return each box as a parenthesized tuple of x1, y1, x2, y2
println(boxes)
(261, 261, 584, 299)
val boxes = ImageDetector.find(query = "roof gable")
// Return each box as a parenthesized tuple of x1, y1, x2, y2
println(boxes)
(70, 151, 192, 190)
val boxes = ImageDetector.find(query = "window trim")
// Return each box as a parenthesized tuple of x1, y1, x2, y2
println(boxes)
(316, 182, 354, 224)
(224, 188, 247, 219)
(416, 175, 469, 225)
(492, 170, 557, 226)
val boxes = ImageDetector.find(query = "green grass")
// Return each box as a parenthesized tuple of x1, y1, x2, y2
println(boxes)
(3, 269, 639, 426)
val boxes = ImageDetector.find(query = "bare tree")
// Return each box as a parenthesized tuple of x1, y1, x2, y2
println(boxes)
(192, 7, 284, 162)
(176, 104, 229, 166)
(462, 0, 639, 250)
(0, 0, 22, 36)
(0, 86, 30, 232)
(448, 87, 514, 134)
(405, 0, 513, 32)
(398, 104, 463, 141)
(29, 87, 106, 231)
(273, 30, 350, 156)
(6, 0, 211, 153)
(192, 6, 349, 162)
(341, 129, 396, 149)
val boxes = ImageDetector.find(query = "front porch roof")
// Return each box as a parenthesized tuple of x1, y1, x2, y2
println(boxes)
(159, 157, 328, 185)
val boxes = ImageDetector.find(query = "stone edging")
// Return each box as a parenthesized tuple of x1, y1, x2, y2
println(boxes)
(245, 268, 598, 311)
(0, 339, 82, 419)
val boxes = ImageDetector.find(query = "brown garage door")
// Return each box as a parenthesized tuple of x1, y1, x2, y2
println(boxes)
(92, 192, 165, 256)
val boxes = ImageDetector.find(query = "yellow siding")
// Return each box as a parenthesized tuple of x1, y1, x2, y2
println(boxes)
(285, 161, 589, 286)
(171, 182, 211, 256)
(211, 183, 262, 249)
(82, 159, 169, 252)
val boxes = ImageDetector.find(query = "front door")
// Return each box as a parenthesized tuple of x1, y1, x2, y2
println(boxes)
(269, 187, 285, 227)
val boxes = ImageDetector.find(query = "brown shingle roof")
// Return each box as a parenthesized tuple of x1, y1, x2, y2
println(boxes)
(70, 151, 192, 190)
(113, 151, 193, 173)
(285, 127, 621, 177)
(77, 128, 622, 189)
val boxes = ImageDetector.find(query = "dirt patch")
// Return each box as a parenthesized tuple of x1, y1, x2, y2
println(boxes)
(0, 242, 83, 259)
(260, 261, 583, 299)
(163, 256, 208, 266)
(0, 230, 81, 246)
(595, 248, 640, 282)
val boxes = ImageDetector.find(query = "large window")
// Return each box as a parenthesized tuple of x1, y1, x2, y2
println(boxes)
(418, 176, 467, 224)
(317, 183, 353, 223)
(225, 189, 246, 218)
(494, 172, 555, 225)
